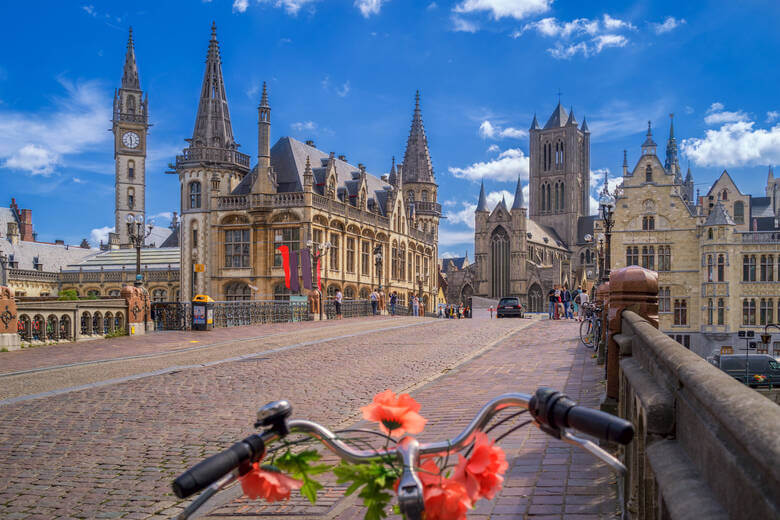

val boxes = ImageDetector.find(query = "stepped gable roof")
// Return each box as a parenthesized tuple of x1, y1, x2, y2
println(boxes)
(0, 239, 94, 273)
(62, 247, 180, 272)
(704, 202, 736, 226)
(544, 102, 569, 129)
(268, 137, 392, 216)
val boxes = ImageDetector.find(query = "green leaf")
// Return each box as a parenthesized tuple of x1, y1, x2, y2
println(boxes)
(272, 449, 331, 504)
(333, 461, 398, 520)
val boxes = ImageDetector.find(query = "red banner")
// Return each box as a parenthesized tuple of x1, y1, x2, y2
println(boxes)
(316, 257, 321, 291)
(277, 246, 291, 289)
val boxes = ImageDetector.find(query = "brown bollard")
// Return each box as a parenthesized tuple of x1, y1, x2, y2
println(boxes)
(606, 267, 658, 401)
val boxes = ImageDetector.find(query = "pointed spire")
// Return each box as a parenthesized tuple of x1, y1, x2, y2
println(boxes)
(257, 80, 271, 169)
(303, 155, 313, 191)
(768, 165, 775, 183)
(476, 180, 488, 212)
(530, 113, 541, 130)
(402, 90, 435, 184)
(642, 120, 657, 155)
(685, 162, 693, 183)
(566, 106, 577, 126)
(190, 22, 238, 152)
(122, 27, 140, 90)
(544, 102, 568, 129)
(581, 116, 589, 133)
(512, 175, 524, 210)
(260, 81, 269, 108)
(664, 113, 680, 175)
(622, 149, 628, 176)
(500, 194, 508, 209)
(388, 156, 397, 186)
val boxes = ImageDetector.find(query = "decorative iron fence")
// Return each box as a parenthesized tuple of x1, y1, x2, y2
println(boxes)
(151, 302, 192, 331)
(324, 299, 373, 319)
(211, 300, 311, 328)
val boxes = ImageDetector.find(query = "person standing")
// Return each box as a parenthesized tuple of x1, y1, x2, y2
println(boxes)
(370, 288, 379, 315)
(578, 289, 590, 321)
(413, 295, 420, 317)
(547, 288, 556, 319)
(572, 286, 581, 319)
(563, 286, 572, 319)
(389, 292, 397, 316)
(408, 295, 414, 316)
(335, 289, 343, 320)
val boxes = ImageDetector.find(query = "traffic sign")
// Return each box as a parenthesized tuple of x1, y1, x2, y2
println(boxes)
(194, 264, 205, 272)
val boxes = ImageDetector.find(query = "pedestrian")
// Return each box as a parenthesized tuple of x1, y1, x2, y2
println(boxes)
(389, 291, 397, 316)
(413, 295, 420, 317)
(408, 295, 414, 316)
(370, 288, 379, 315)
(335, 289, 343, 320)
(547, 288, 556, 319)
(563, 285, 572, 319)
(578, 289, 590, 321)
(572, 286, 581, 319)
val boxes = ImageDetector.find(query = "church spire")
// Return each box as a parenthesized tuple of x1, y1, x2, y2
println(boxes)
(258, 81, 271, 169)
(402, 90, 435, 184)
(530, 113, 541, 130)
(512, 174, 524, 210)
(191, 22, 238, 151)
(664, 113, 680, 176)
(388, 156, 398, 186)
(641, 120, 657, 156)
(476, 180, 488, 212)
(122, 27, 140, 90)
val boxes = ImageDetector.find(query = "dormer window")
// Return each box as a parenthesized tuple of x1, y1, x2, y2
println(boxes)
(33, 256, 42, 271)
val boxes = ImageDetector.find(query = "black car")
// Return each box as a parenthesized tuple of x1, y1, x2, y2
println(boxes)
(497, 297, 523, 318)
(709, 354, 780, 386)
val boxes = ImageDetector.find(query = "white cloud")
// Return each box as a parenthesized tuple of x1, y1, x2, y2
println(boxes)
(439, 229, 475, 246)
(682, 120, 780, 167)
(72, 177, 86, 184)
(291, 121, 317, 132)
(589, 168, 610, 189)
(767, 111, 779, 123)
(451, 15, 479, 33)
(703, 102, 749, 125)
(90, 226, 114, 246)
(234, 0, 319, 15)
(453, 0, 553, 21)
(487, 144, 500, 153)
(427, 2, 438, 9)
(0, 77, 110, 176)
(150, 212, 173, 222)
(355, 0, 386, 18)
(440, 251, 459, 258)
(520, 14, 634, 59)
(448, 148, 530, 182)
(336, 81, 351, 97)
(478, 120, 527, 140)
(232, 0, 249, 12)
(651, 16, 686, 34)
(685, 105, 694, 115)
(82, 5, 96, 16)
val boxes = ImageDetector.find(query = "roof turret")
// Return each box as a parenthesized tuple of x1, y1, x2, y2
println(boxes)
(530, 113, 541, 130)
(566, 107, 577, 126)
(476, 180, 488, 212)
(402, 90, 435, 184)
(512, 174, 524, 210)
(544, 102, 569, 129)
(121, 27, 140, 90)
(581, 117, 589, 133)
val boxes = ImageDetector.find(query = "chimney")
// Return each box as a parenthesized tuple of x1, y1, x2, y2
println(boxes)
(305, 140, 315, 147)
(55, 239, 64, 245)
(108, 232, 120, 250)
(6, 222, 19, 245)
(338, 155, 347, 162)
(753, 218, 758, 231)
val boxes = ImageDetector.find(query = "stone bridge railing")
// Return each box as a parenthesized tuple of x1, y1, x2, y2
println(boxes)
(604, 266, 779, 519)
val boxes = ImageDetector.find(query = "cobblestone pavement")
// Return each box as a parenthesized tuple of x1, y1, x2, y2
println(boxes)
(206, 319, 618, 520)
(0, 313, 542, 519)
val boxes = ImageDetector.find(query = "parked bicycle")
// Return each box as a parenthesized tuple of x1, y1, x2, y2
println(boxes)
(172, 388, 634, 520)
(579, 301, 603, 351)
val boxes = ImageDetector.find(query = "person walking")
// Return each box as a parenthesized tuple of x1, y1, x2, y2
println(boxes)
(572, 286, 581, 319)
(370, 288, 379, 315)
(547, 288, 556, 319)
(578, 289, 590, 321)
(413, 295, 420, 317)
(563, 286, 572, 319)
(335, 289, 343, 320)
(389, 292, 397, 316)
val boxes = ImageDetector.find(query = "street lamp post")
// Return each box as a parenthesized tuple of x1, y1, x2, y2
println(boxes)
(598, 187, 616, 282)
(306, 240, 331, 321)
(126, 214, 153, 287)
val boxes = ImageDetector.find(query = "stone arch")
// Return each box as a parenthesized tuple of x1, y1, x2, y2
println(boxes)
(347, 224, 361, 235)
(460, 283, 474, 304)
(362, 229, 375, 239)
(224, 281, 251, 301)
(46, 314, 58, 341)
(104, 312, 114, 334)
(271, 209, 303, 223)
(359, 287, 370, 299)
(92, 312, 103, 335)
(327, 284, 340, 298)
(490, 226, 510, 298)
(221, 214, 250, 225)
(81, 311, 92, 335)
(114, 312, 124, 332)
(344, 286, 356, 299)
(330, 219, 345, 231)
(313, 214, 329, 226)
(59, 314, 71, 341)
(528, 283, 544, 313)
(32, 314, 45, 341)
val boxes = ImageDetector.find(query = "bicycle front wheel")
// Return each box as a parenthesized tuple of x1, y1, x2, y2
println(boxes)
(579, 319, 594, 348)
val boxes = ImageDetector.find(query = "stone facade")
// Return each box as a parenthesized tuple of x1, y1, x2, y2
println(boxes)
(611, 119, 780, 357)
(172, 25, 439, 310)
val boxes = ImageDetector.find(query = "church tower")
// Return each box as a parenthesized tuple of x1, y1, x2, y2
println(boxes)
(113, 28, 149, 247)
(400, 91, 441, 287)
(173, 23, 251, 301)
(528, 102, 590, 248)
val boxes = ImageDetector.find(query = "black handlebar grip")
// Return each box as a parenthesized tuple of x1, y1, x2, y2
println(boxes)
(172, 434, 265, 499)
(564, 405, 634, 445)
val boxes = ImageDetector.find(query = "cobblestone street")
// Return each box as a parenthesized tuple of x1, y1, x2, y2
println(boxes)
(1, 313, 608, 519)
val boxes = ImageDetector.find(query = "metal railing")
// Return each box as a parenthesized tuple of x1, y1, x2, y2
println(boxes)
(174, 147, 251, 170)
(212, 300, 310, 327)
(324, 299, 372, 319)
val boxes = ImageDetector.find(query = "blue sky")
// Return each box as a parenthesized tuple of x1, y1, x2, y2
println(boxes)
(2, 0, 780, 258)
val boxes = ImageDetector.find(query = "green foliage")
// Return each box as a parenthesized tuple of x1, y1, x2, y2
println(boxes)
(333, 461, 399, 520)
(0, 347, 8, 352)
(274, 449, 331, 504)
(57, 289, 79, 301)
(105, 328, 127, 338)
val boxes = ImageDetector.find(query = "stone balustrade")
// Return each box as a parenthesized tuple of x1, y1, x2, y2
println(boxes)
(740, 231, 780, 243)
(174, 147, 251, 170)
(603, 266, 780, 519)
(8, 269, 58, 283)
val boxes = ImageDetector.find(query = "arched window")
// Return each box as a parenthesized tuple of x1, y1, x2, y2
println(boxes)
(127, 187, 135, 209)
(274, 283, 291, 301)
(359, 287, 370, 299)
(344, 286, 355, 299)
(128, 160, 135, 179)
(586, 249, 591, 263)
(707, 255, 714, 282)
(717, 298, 725, 325)
(707, 298, 714, 325)
(546, 183, 551, 213)
(490, 227, 510, 298)
(580, 252, 585, 264)
(152, 288, 167, 302)
(327, 284, 340, 298)
(645, 164, 652, 182)
(674, 299, 687, 325)
(421, 190, 428, 202)
(190, 181, 202, 209)
(708, 228, 713, 240)
(717, 254, 725, 281)
(559, 182, 564, 211)
(721, 189, 728, 201)
(399, 244, 406, 280)
(743, 299, 756, 325)
(225, 282, 251, 301)
(553, 182, 559, 212)
(734, 201, 744, 224)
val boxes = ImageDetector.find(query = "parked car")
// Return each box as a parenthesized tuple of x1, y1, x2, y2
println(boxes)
(709, 354, 780, 387)
(496, 297, 524, 318)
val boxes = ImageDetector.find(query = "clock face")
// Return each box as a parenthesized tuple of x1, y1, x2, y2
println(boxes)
(122, 131, 140, 149)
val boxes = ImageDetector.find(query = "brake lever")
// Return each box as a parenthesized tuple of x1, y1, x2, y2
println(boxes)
(176, 471, 239, 520)
(560, 429, 626, 476)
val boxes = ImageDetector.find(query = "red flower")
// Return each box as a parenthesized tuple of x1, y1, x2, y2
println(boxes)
(453, 432, 509, 502)
(240, 463, 302, 502)
(422, 477, 471, 520)
(361, 390, 427, 437)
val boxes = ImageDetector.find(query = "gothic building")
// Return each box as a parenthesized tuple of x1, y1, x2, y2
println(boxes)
(448, 103, 598, 311)
(172, 24, 440, 307)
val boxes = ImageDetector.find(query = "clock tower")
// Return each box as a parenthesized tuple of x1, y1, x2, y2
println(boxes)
(113, 27, 149, 247)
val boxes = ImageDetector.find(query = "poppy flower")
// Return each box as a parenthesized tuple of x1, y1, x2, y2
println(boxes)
(422, 477, 471, 520)
(361, 390, 427, 437)
(240, 463, 302, 502)
(453, 432, 509, 501)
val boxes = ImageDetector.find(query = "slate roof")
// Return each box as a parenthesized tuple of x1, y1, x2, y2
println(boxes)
(704, 202, 736, 226)
(160, 228, 179, 248)
(750, 197, 774, 218)
(576, 215, 598, 244)
(441, 256, 468, 273)
(266, 137, 393, 216)
(144, 226, 174, 248)
(62, 247, 180, 272)
(0, 207, 17, 236)
(0, 239, 94, 273)
(526, 220, 568, 250)
(544, 103, 569, 130)
(751, 217, 779, 231)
